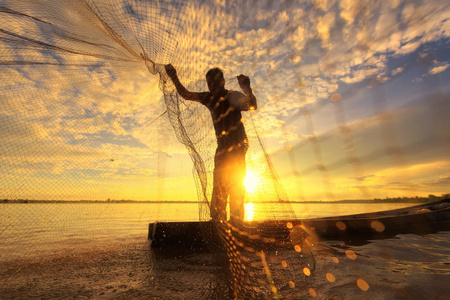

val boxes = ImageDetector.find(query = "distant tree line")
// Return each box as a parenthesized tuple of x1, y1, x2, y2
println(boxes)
(370, 193, 449, 203)
(1, 199, 196, 203)
(2, 193, 449, 204)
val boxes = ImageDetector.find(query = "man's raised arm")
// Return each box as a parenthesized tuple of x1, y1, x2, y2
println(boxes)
(237, 74, 257, 111)
(165, 64, 202, 102)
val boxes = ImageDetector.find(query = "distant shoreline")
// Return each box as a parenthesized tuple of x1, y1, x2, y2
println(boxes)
(2, 198, 447, 204)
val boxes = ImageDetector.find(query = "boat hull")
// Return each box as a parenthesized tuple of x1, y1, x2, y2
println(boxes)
(148, 199, 450, 248)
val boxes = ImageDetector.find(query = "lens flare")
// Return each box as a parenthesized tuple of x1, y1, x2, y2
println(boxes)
(309, 288, 317, 297)
(345, 249, 357, 260)
(336, 221, 346, 230)
(357, 278, 370, 291)
(329, 93, 342, 102)
(371, 220, 385, 232)
(326, 272, 336, 282)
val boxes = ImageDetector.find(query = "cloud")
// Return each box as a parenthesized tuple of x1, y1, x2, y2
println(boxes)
(391, 66, 404, 76)
(429, 63, 450, 75)
(349, 175, 376, 182)
(1, 0, 449, 201)
(317, 12, 336, 46)
(419, 176, 450, 187)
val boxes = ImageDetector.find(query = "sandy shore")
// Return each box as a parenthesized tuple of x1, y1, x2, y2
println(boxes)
(2, 232, 449, 299)
(0, 238, 229, 299)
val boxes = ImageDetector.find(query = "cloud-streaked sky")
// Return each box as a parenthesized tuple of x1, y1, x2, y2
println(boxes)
(0, 0, 449, 202)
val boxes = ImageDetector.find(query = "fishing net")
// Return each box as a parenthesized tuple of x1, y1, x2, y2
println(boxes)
(1, 0, 449, 298)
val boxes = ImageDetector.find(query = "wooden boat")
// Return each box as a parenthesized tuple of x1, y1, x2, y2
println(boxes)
(299, 198, 450, 240)
(148, 199, 450, 249)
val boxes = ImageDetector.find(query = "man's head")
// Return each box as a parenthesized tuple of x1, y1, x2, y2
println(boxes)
(206, 68, 225, 95)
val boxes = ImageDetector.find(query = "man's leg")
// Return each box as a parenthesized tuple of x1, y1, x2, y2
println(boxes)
(210, 151, 228, 221)
(210, 185, 227, 221)
(229, 146, 247, 221)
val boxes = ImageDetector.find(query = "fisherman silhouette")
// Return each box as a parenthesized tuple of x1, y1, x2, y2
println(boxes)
(165, 64, 257, 222)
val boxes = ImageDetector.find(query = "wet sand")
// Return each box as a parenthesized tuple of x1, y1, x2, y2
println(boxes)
(1, 232, 449, 299)
(0, 238, 229, 299)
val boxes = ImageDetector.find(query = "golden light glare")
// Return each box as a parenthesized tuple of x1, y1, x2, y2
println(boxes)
(329, 93, 342, 102)
(357, 279, 369, 291)
(244, 202, 255, 221)
(371, 220, 385, 232)
(326, 272, 336, 282)
(303, 267, 311, 276)
(345, 249, 357, 260)
(336, 221, 346, 230)
(244, 171, 260, 193)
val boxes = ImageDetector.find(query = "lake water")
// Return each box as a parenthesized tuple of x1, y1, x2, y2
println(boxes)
(0, 202, 416, 261)
(1, 202, 449, 299)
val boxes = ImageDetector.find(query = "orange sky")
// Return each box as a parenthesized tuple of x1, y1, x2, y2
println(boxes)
(0, 0, 449, 202)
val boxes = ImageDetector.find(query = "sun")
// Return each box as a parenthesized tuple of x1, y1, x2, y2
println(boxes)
(244, 202, 255, 221)
(244, 171, 260, 193)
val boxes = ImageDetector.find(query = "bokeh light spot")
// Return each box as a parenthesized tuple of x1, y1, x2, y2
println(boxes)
(371, 220, 385, 232)
(281, 261, 288, 268)
(345, 249, 357, 260)
(336, 221, 346, 230)
(357, 278, 369, 291)
(289, 281, 295, 288)
(332, 257, 339, 263)
(285, 145, 292, 151)
(326, 272, 336, 282)
(309, 288, 317, 297)
(329, 93, 342, 102)
(286, 222, 293, 229)
(303, 267, 311, 276)
(294, 245, 302, 252)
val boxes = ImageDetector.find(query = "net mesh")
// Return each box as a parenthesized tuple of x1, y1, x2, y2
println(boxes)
(1, 0, 449, 298)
